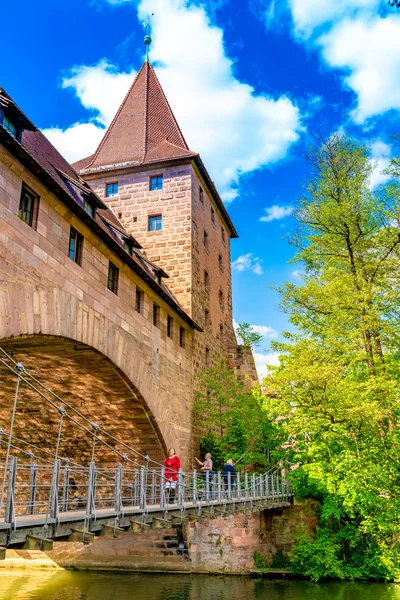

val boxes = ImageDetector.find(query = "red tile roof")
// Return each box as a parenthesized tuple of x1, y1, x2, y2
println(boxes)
(0, 88, 202, 331)
(73, 62, 196, 172)
(72, 62, 238, 238)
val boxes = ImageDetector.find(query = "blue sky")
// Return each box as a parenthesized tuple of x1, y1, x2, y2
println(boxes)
(2, 0, 400, 375)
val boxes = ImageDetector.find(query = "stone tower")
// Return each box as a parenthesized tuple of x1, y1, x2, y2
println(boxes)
(73, 61, 256, 377)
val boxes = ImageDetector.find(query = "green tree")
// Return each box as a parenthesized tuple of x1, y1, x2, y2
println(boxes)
(194, 356, 282, 470)
(264, 134, 400, 581)
(235, 322, 263, 349)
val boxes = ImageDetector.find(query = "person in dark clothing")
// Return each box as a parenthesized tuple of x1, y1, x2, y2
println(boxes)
(222, 459, 235, 494)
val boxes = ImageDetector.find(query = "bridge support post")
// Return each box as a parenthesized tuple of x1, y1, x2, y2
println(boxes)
(49, 458, 60, 521)
(134, 470, 139, 506)
(160, 467, 166, 510)
(193, 469, 197, 505)
(178, 469, 184, 508)
(27, 458, 37, 515)
(85, 461, 96, 531)
(150, 470, 156, 505)
(205, 471, 210, 502)
(5, 456, 17, 545)
(236, 472, 241, 501)
(61, 460, 70, 512)
(140, 466, 146, 510)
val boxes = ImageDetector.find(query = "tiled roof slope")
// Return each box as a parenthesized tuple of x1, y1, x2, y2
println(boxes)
(74, 62, 196, 172)
(0, 87, 201, 331)
(72, 62, 239, 239)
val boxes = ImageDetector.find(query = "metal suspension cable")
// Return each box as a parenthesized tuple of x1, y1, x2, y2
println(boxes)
(0, 348, 195, 480)
(0, 348, 286, 493)
(0, 349, 177, 472)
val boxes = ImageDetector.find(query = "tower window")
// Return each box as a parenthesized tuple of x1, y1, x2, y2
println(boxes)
(106, 182, 118, 197)
(206, 347, 210, 367)
(203, 229, 209, 250)
(218, 254, 223, 272)
(204, 269, 209, 289)
(221, 226, 226, 243)
(18, 184, 39, 229)
(135, 288, 144, 314)
(149, 215, 162, 231)
(153, 303, 160, 328)
(3, 115, 17, 137)
(150, 175, 163, 191)
(199, 186, 204, 204)
(219, 289, 224, 310)
(219, 324, 224, 337)
(205, 309, 210, 327)
(211, 206, 215, 225)
(167, 316, 174, 339)
(180, 327, 186, 349)
(68, 227, 83, 265)
(107, 261, 119, 294)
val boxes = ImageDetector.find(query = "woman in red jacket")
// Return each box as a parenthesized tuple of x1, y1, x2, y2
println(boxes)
(163, 448, 181, 504)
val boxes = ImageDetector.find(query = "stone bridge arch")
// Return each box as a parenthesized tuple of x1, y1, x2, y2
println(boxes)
(0, 335, 168, 466)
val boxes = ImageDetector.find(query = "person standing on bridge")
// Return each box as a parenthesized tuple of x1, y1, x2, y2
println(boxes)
(194, 453, 213, 473)
(164, 448, 181, 504)
(222, 459, 235, 494)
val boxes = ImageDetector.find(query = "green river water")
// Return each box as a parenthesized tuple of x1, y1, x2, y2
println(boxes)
(0, 572, 398, 600)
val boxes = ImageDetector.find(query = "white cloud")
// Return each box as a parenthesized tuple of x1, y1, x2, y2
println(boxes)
(254, 351, 280, 379)
(62, 61, 136, 126)
(233, 319, 277, 340)
(288, 0, 379, 39)
(318, 16, 400, 124)
(369, 140, 391, 189)
(43, 0, 302, 201)
(232, 253, 264, 275)
(260, 204, 293, 222)
(252, 324, 278, 338)
(42, 122, 105, 164)
(278, 0, 400, 125)
(290, 268, 305, 280)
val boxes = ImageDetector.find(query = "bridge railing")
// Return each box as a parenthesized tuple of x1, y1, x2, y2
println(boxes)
(0, 456, 292, 531)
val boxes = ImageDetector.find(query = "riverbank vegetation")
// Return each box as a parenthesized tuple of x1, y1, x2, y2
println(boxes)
(196, 134, 400, 581)
(263, 134, 400, 581)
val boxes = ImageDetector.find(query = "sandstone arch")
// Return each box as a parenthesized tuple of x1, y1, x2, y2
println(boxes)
(0, 335, 167, 466)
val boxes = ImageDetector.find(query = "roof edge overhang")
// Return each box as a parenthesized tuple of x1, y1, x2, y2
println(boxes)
(81, 155, 239, 239)
(0, 129, 202, 332)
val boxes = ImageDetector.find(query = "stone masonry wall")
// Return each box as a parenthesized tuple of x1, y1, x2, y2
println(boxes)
(85, 164, 193, 316)
(84, 162, 256, 379)
(0, 143, 195, 465)
(186, 499, 319, 573)
(0, 501, 318, 573)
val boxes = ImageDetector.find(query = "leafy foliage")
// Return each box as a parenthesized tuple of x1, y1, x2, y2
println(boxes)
(235, 322, 263, 349)
(194, 356, 283, 471)
(263, 134, 400, 581)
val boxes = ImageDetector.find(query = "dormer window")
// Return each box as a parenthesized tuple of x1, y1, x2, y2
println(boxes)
(123, 240, 133, 256)
(3, 115, 17, 138)
(84, 198, 95, 217)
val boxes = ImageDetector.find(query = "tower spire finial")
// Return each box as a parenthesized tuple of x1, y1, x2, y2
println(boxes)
(143, 14, 154, 62)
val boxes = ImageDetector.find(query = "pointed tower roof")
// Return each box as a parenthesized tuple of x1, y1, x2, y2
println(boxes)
(72, 62, 238, 238)
(74, 62, 196, 172)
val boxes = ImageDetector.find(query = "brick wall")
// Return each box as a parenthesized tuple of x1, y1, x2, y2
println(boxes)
(0, 143, 195, 465)
(84, 161, 252, 378)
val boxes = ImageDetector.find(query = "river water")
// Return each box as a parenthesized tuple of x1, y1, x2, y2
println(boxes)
(0, 572, 398, 600)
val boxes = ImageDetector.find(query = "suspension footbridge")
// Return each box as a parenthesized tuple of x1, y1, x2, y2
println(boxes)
(0, 348, 292, 549)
